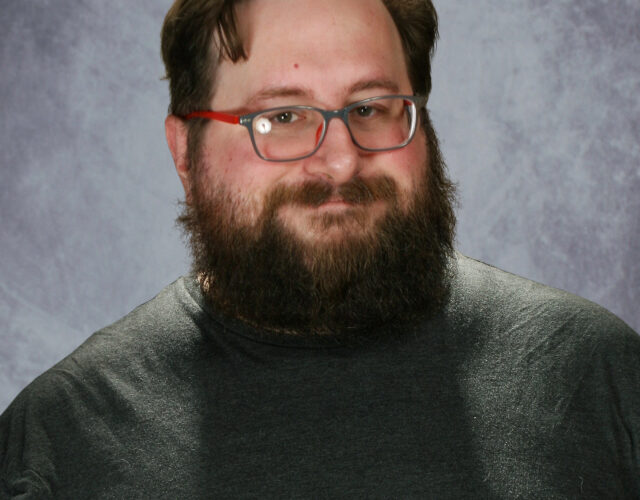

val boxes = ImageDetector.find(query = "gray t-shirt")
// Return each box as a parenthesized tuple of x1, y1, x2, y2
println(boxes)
(1, 254, 639, 498)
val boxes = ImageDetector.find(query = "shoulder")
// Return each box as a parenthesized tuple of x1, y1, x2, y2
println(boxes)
(449, 252, 637, 341)
(445, 254, 639, 494)
(0, 275, 208, 444)
(0, 276, 211, 496)
(446, 252, 640, 381)
(62, 274, 209, 374)
(446, 251, 640, 400)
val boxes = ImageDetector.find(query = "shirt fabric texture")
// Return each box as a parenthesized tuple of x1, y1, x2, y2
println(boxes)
(1, 253, 639, 499)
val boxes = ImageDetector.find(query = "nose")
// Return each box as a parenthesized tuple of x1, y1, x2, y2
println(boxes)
(302, 117, 361, 185)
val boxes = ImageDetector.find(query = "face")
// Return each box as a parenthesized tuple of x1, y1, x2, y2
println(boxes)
(178, 0, 428, 248)
(166, 0, 456, 337)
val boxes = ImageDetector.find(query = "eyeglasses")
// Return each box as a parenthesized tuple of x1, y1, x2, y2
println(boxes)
(184, 95, 428, 162)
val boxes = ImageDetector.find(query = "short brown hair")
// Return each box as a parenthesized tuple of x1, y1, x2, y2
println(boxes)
(161, 0, 439, 117)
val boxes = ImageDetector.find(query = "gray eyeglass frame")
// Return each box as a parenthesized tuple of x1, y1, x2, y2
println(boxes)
(185, 94, 428, 162)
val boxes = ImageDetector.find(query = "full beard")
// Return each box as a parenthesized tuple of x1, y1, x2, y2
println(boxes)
(178, 119, 456, 341)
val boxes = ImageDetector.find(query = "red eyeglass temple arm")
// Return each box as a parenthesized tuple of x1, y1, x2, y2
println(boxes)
(183, 110, 240, 124)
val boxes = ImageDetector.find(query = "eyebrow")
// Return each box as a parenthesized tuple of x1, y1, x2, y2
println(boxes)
(348, 78, 401, 95)
(245, 86, 312, 108)
(245, 78, 402, 108)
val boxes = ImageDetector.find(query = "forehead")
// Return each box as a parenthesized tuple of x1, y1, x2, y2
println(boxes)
(211, 0, 411, 108)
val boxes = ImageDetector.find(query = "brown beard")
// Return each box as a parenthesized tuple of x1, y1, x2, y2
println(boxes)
(178, 116, 456, 340)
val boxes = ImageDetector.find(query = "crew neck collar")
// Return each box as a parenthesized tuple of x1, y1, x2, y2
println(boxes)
(181, 273, 369, 349)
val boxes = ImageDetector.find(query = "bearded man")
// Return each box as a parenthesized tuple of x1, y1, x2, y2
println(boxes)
(1, 0, 638, 498)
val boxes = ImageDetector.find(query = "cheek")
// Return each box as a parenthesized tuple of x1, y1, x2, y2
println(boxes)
(386, 131, 428, 193)
(198, 132, 258, 194)
(197, 137, 295, 223)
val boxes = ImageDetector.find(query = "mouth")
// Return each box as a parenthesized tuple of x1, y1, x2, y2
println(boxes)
(314, 197, 356, 209)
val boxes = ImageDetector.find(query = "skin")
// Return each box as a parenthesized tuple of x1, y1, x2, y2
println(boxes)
(165, 0, 429, 247)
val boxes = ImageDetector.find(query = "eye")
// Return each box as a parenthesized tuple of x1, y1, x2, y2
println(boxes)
(273, 110, 300, 124)
(255, 109, 305, 135)
(355, 105, 375, 118)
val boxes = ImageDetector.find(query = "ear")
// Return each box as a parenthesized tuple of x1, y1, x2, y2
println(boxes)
(165, 114, 192, 203)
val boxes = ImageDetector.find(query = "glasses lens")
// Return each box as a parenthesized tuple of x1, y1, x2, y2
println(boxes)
(252, 107, 324, 161)
(348, 96, 416, 151)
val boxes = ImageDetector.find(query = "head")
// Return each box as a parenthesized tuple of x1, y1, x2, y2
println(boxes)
(162, 0, 439, 144)
(162, 0, 456, 339)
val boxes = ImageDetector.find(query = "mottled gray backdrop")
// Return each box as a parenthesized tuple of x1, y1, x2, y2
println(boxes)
(1, 1, 638, 411)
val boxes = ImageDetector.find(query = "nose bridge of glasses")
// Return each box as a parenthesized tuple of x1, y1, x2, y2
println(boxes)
(319, 108, 348, 126)
(316, 107, 355, 144)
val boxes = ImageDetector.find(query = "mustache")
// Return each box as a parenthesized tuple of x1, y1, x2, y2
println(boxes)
(266, 176, 398, 209)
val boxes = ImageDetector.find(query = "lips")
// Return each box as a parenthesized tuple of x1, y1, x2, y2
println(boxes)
(318, 196, 354, 207)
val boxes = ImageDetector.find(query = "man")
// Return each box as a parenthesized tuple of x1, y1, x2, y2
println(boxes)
(1, 0, 638, 497)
